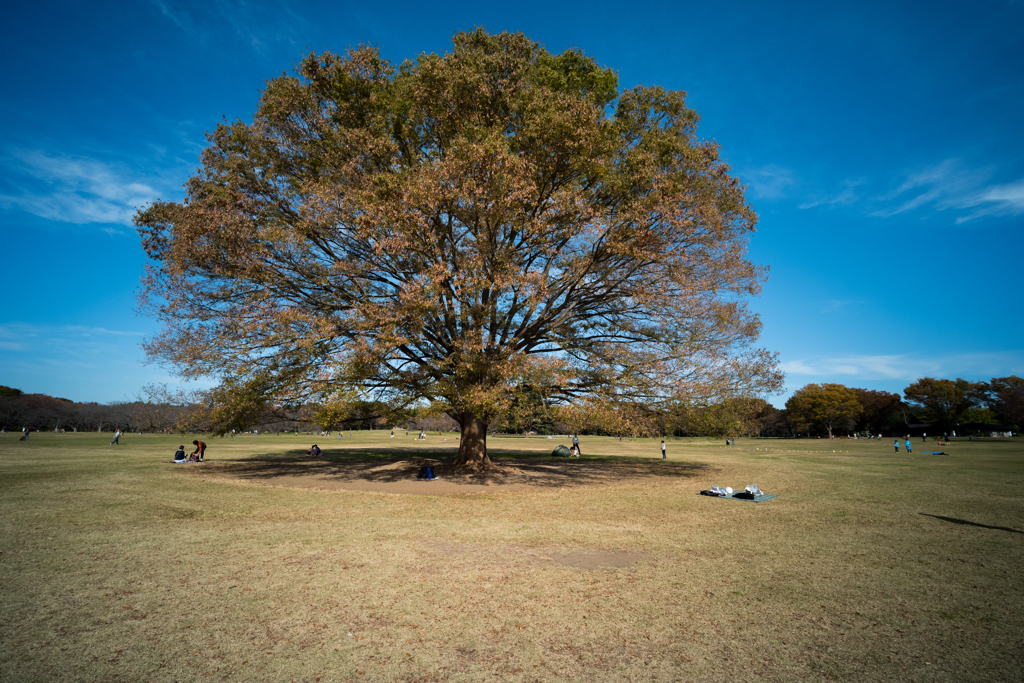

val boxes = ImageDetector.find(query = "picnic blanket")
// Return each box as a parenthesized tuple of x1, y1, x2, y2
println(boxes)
(699, 488, 778, 503)
(923, 451, 951, 455)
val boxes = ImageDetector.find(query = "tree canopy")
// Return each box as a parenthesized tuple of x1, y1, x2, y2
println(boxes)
(851, 388, 903, 433)
(785, 383, 862, 438)
(902, 377, 988, 428)
(136, 29, 782, 469)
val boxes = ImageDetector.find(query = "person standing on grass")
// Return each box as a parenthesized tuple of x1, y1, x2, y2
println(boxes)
(905, 438, 912, 454)
(661, 440, 666, 459)
(191, 439, 207, 462)
(894, 439, 899, 453)
(572, 433, 581, 455)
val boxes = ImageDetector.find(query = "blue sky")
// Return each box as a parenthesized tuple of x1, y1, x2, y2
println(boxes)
(2, 0, 1022, 406)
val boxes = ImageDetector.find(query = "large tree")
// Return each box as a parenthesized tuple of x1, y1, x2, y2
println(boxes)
(988, 376, 1024, 428)
(902, 377, 988, 428)
(785, 383, 862, 438)
(136, 30, 781, 470)
(851, 388, 903, 433)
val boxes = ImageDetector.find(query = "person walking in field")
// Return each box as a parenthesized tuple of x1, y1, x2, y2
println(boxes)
(661, 440, 666, 459)
(905, 438, 912, 455)
(572, 434, 581, 456)
(110, 428, 121, 445)
(191, 439, 207, 462)
(894, 439, 899, 453)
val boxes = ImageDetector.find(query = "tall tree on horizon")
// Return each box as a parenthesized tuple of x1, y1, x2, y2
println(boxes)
(987, 376, 1024, 429)
(903, 377, 988, 428)
(785, 383, 862, 439)
(136, 29, 782, 470)
(851, 388, 903, 433)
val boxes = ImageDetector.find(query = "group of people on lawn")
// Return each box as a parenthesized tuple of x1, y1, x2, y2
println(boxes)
(167, 440, 325, 462)
(170, 440, 206, 463)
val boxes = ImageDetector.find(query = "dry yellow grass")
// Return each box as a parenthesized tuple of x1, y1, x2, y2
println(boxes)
(1, 430, 1021, 681)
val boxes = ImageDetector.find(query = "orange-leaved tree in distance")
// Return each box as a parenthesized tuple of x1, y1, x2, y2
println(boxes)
(136, 29, 782, 471)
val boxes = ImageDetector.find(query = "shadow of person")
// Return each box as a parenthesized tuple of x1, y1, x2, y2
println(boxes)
(919, 513, 1023, 534)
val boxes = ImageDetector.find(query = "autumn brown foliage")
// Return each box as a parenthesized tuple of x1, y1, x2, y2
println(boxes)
(136, 30, 781, 469)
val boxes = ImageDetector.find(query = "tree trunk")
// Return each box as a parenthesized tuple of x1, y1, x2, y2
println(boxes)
(454, 412, 493, 471)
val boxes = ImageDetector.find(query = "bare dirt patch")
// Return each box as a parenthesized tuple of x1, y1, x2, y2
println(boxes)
(194, 454, 710, 496)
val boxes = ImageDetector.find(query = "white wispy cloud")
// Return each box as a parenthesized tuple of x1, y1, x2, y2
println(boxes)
(150, 0, 307, 52)
(149, 0, 194, 32)
(0, 324, 39, 340)
(870, 159, 1024, 223)
(798, 179, 863, 210)
(779, 351, 1024, 382)
(0, 150, 174, 227)
(741, 165, 796, 201)
(0, 322, 214, 402)
(0, 323, 147, 346)
(63, 326, 146, 338)
(956, 177, 1024, 223)
(820, 299, 864, 313)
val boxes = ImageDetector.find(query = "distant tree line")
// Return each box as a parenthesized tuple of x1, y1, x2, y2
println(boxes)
(3, 375, 1020, 438)
(496, 375, 1023, 439)
(780, 377, 1022, 438)
(0, 385, 199, 433)
(0, 384, 464, 435)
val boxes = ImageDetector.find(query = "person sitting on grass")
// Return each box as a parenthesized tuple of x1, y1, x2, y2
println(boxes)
(305, 444, 322, 457)
(163, 445, 188, 463)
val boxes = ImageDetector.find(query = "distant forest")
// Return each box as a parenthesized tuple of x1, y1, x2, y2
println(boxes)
(2, 376, 1019, 438)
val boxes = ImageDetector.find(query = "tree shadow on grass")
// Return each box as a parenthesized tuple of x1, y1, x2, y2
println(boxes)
(203, 445, 713, 490)
(919, 513, 1023, 534)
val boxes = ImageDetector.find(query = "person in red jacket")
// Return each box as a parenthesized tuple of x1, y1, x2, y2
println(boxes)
(191, 440, 207, 462)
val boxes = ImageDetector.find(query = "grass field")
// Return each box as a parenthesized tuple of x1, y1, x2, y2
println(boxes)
(1, 431, 1022, 682)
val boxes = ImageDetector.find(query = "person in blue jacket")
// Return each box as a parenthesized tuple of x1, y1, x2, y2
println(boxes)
(905, 438, 912, 454)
